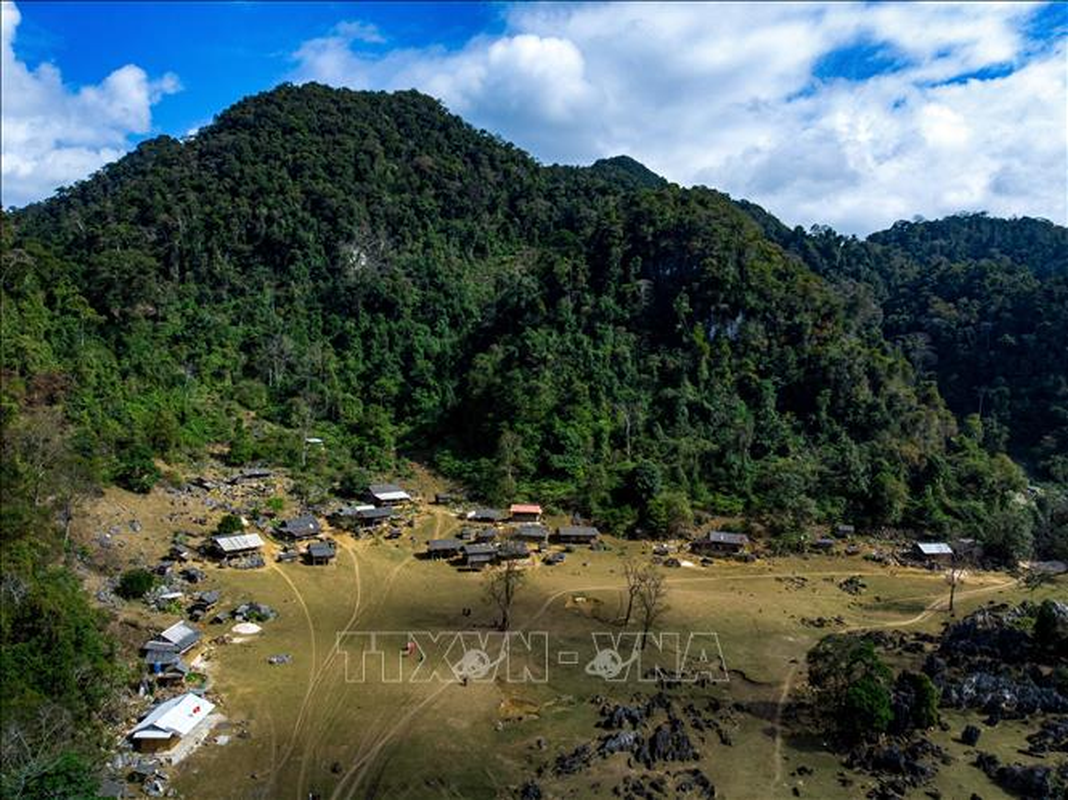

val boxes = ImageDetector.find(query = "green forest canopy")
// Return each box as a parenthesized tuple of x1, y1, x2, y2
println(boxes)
(2, 84, 1064, 548)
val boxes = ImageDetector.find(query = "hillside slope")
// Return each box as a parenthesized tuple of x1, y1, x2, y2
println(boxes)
(2, 83, 1039, 543)
(738, 202, 1068, 480)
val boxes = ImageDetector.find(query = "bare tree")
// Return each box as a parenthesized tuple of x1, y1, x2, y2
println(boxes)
(4, 408, 67, 508)
(946, 558, 967, 614)
(634, 566, 669, 649)
(55, 454, 95, 550)
(621, 558, 642, 626)
(484, 559, 525, 632)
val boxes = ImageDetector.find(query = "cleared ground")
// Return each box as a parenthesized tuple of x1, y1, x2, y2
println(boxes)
(78, 483, 1064, 799)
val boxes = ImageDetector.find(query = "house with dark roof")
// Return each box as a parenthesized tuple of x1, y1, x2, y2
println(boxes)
(277, 515, 322, 539)
(328, 504, 375, 529)
(426, 539, 463, 559)
(467, 508, 506, 523)
(514, 523, 549, 543)
(557, 525, 600, 545)
(307, 540, 337, 565)
(497, 540, 530, 561)
(690, 531, 750, 555)
(462, 543, 497, 568)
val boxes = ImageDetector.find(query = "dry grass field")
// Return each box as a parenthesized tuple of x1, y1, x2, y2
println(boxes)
(74, 477, 1064, 800)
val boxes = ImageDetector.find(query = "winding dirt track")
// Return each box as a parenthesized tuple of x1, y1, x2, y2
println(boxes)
(256, 531, 1017, 799)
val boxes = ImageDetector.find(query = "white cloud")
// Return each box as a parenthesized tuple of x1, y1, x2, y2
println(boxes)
(1, 1, 180, 208)
(290, 2, 1066, 234)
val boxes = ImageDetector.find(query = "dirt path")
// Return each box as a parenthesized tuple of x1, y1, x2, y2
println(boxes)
(771, 661, 800, 789)
(293, 543, 364, 798)
(329, 680, 456, 800)
(260, 560, 320, 796)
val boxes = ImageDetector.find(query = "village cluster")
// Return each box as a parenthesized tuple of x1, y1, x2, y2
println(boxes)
(105, 469, 974, 798)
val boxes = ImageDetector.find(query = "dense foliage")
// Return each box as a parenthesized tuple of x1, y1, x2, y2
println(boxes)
(0, 408, 122, 797)
(1, 84, 1057, 554)
(740, 203, 1068, 482)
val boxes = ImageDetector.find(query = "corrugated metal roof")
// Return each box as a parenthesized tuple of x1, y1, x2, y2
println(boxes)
(368, 484, 411, 501)
(510, 503, 542, 515)
(917, 542, 953, 555)
(159, 621, 200, 652)
(213, 533, 265, 553)
(698, 531, 750, 545)
(130, 692, 215, 740)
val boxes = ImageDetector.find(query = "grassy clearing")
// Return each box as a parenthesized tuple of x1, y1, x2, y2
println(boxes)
(75, 484, 1063, 799)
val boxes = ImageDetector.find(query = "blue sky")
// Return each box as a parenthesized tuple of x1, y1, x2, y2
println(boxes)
(10, 2, 506, 136)
(3, 1, 1065, 233)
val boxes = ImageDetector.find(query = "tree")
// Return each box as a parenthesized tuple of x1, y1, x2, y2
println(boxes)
(621, 558, 642, 626)
(113, 444, 160, 494)
(946, 558, 966, 614)
(806, 634, 893, 742)
(484, 559, 525, 632)
(841, 674, 893, 739)
(892, 670, 940, 733)
(1034, 599, 1068, 657)
(115, 568, 156, 600)
(634, 565, 669, 649)
(215, 514, 244, 535)
(646, 491, 693, 539)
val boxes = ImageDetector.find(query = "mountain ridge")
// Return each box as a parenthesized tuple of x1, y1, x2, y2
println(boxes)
(3, 82, 1059, 551)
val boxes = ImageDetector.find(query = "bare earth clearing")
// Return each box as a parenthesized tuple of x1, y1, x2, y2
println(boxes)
(75, 475, 1064, 800)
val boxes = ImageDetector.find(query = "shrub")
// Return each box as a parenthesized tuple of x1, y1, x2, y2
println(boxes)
(841, 674, 893, 739)
(113, 444, 160, 494)
(1034, 599, 1068, 656)
(115, 568, 156, 600)
(215, 514, 244, 535)
(893, 670, 940, 731)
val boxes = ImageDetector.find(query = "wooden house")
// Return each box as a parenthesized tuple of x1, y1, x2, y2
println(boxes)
(462, 543, 497, 569)
(467, 508, 506, 523)
(510, 503, 542, 522)
(277, 514, 322, 540)
(514, 523, 550, 543)
(367, 483, 412, 506)
(913, 541, 954, 564)
(690, 531, 750, 555)
(497, 540, 530, 561)
(426, 538, 463, 559)
(306, 540, 337, 565)
(212, 532, 264, 557)
(557, 525, 600, 545)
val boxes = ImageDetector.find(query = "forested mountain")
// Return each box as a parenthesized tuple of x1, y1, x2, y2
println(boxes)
(3, 84, 1056, 546)
(739, 203, 1068, 482)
